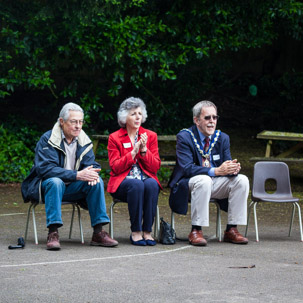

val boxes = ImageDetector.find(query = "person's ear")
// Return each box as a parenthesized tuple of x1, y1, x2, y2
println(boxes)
(59, 118, 64, 127)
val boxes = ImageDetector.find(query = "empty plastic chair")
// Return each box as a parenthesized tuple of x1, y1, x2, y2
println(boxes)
(245, 161, 303, 241)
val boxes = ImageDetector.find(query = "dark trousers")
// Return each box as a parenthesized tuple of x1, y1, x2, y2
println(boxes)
(111, 178, 159, 232)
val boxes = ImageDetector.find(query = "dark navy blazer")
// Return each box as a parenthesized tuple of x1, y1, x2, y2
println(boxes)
(169, 125, 232, 215)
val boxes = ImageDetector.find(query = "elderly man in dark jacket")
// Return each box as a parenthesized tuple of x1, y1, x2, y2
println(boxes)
(169, 100, 249, 246)
(22, 102, 118, 250)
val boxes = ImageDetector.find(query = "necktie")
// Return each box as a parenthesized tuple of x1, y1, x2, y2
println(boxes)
(204, 137, 210, 152)
(202, 137, 210, 167)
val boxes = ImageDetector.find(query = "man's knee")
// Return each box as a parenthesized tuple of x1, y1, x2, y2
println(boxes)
(92, 177, 104, 189)
(98, 177, 104, 185)
(236, 174, 249, 189)
(42, 177, 65, 190)
(190, 175, 212, 189)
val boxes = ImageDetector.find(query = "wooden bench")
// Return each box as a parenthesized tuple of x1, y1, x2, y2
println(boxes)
(250, 130, 303, 163)
(92, 134, 177, 169)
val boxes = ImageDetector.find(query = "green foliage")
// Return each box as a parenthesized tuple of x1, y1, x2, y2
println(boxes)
(0, 125, 35, 182)
(2, 116, 41, 148)
(231, 71, 303, 131)
(96, 142, 108, 159)
(157, 166, 173, 184)
(259, 72, 303, 130)
(0, 118, 40, 182)
(100, 169, 111, 180)
(1, 0, 303, 131)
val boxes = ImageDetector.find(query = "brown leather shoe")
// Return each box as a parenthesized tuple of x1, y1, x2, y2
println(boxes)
(223, 227, 248, 244)
(188, 229, 207, 246)
(46, 231, 61, 250)
(90, 230, 118, 247)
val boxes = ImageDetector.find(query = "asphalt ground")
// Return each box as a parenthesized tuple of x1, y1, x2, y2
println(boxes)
(1, 185, 303, 303)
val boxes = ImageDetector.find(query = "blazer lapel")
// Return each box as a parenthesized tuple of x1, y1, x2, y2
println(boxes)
(118, 129, 133, 153)
(210, 132, 222, 166)
(191, 125, 203, 166)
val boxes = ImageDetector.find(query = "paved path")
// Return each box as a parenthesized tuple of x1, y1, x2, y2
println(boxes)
(1, 188, 303, 303)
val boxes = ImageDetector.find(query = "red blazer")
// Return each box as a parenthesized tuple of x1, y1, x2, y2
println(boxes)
(107, 126, 162, 193)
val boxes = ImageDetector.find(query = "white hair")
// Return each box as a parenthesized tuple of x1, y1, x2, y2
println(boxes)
(192, 100, 217, 122)
(58, 102, 84, 122)
(117, 97, 147, 128)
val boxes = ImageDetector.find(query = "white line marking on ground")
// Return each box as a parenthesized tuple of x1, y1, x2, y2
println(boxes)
(0, 246, 192, 268)
(0, 209, 82, 217)
(0, 213, 25, 216)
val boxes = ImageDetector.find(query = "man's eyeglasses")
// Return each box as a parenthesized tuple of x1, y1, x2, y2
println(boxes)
(68, 120, 84, 125)
(203, 115, 219, 121)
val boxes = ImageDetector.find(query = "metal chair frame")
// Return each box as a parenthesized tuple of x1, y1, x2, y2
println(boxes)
(109, 199, 160, 239)
(24, 201, 84, 245)
(245, 161, 303, 242)
(171, 199, 222, 242)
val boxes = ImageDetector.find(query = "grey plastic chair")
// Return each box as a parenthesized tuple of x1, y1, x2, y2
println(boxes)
(245, 161, 303, 242)
(171, 199, 222, 241)
(109, 198, 160, 239)
(24, 201, 85, 245)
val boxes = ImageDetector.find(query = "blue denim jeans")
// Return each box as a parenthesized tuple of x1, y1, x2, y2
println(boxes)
(111, 178, 159, 232)
(41, 177, 110, 228)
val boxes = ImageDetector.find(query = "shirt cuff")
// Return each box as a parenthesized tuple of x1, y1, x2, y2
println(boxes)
(208, 168, 216, 177)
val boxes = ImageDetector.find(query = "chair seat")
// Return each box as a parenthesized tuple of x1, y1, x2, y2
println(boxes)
(252, 196, 299, 203)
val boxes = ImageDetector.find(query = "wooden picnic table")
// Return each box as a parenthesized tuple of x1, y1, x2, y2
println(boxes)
(92, 134, 177, 167)
(250, 130, 303, 163)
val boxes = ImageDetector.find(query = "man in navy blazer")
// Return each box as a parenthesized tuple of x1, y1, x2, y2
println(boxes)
(169, 100, 249, 246)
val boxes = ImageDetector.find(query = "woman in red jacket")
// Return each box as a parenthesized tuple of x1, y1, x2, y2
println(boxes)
(107, 97, 162, 246)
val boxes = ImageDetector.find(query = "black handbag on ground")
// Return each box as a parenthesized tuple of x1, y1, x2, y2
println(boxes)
(159, 217, 176, 245)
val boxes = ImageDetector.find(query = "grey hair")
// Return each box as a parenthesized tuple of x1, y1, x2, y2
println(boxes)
(58, 102, 84, 122)
(192, 100, 217, 122)
(117, 97, 147, 128)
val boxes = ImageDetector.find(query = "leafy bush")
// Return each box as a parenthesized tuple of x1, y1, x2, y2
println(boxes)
(100, 169, 111, 180)
(0, 125, 35, 182)
(2, 0, 303, 134)
(157, 166, 173, 185)
(95, 142, 108, 159)
(3, 115, 41, 148)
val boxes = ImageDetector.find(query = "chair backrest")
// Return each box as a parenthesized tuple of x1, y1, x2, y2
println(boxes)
(252, 161, 293, 200)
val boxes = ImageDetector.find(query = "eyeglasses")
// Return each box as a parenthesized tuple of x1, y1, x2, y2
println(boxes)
(203, 115, 219, 121)
(68, 120, 84, 125)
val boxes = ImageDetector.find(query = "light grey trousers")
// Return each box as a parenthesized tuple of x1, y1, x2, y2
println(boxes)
(188, 174, 249, 226)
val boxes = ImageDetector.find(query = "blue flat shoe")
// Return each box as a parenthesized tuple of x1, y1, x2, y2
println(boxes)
(145, 239, 157, 246)
(130, 235, 146, 246)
